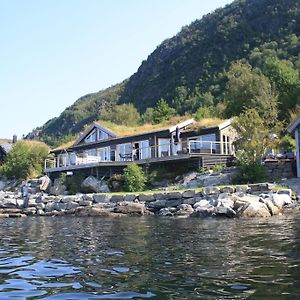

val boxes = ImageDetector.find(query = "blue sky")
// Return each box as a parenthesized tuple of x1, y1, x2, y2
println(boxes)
(0, 0, 232, 139)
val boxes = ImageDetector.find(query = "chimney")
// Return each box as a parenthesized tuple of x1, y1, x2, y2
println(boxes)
(12, 135, 17, 144)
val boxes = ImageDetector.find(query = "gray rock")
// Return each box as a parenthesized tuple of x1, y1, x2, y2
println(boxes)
(220, 186, 235, 193)
(75, 206, 114, 217)
(36, 203, 45, 210)
(78, 200, 93, 206)
(191, 206, 215, 217)
(215, 206, 236, 217)
(182, 197, 197, 205)
(166, 192, 182, 199)
(175, 204, 194, 216)
(23, 207, 37, 215)
(235, 185, 249, 193)
(262, 198, 281, 216)
(139, 194, 155, 202)
(202, 186, 220, 196)
(49, 179, 66, 196)
(0, 213, 9, 218)
(277, 189, 293, 197)
(0, 198, 17, 208)
(124, 194, 137, 202)
(240, 202, 271, 218)
(158, 208, 174, 216)
(39, 175, 51, 192)
(110, 195, 124, 203)
(16, 199, 24, 208)
(271, 193, 292, 209)
(194, 199, 211, 209)
(66, 201, 79, 210)
(114, 203, 145, 215)
(61, 195, 78, 203)
(93, 194, 112, 203)
(249, 183, 271, 193)
(165, 199, 182, 207)
(147, 200, 167, 209)
(81, 176, 109, 193)
(182, 190, 195, 198)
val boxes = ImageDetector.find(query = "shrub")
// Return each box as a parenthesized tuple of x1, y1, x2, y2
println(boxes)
(234, 159, 267, 184)
(123, 163, 146, 192)
(59, 172, 84, 194)
(0, 140, 49, 180)
(107, 174, 125, 192)
(152, 98, 175, 124)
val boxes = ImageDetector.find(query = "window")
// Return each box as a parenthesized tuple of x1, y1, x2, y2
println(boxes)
(117, 143, 132, 161)
(158, 138, 170, 157)
(189, 134, 216, 152)
(98, 147, 110, 161)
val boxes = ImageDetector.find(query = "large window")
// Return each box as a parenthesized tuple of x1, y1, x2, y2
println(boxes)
(138, 140, 150, 160)
(117, 143, 132, 161)
(189, 134, 216, 152)
(98, 147, 110, 161)
(158, 139, 170, 157)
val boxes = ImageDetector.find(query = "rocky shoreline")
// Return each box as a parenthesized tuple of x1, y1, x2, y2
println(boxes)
(0, 182, 298, 219)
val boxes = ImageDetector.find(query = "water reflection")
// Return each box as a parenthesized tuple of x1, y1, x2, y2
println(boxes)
(0, 215, 300, 299)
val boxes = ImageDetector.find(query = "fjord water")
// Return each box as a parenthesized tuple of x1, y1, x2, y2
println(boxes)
(1, 215, 300, 299)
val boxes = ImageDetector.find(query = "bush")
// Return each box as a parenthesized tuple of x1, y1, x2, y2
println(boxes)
(0, 140, 49, 180)
(234, 159, 267, 184)
(59, 172, 84, 194)
(123, 163, 146, 192)
(107, 174, 125, 192)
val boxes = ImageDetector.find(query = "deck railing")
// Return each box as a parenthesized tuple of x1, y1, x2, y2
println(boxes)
(44, 140, 233, 170)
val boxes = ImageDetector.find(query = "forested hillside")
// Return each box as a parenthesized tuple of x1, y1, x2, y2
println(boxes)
(33, 0, 300, 146)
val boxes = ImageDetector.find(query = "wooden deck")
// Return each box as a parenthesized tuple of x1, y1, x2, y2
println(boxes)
(44, 153, 233, 175)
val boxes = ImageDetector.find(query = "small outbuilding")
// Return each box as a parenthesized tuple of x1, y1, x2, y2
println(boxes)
(287, 114, 300, 178)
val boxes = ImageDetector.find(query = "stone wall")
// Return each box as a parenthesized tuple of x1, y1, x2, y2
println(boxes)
(0, 183, 296, 219)
(264, 160, 296, 181)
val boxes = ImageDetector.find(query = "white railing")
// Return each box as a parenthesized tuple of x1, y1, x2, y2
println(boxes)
(44, 140, 233, 170)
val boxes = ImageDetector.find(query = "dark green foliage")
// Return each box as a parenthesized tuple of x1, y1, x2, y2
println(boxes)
(0, 141, 49, 180)
(101, 103, 140, 126)
(194, 106, 213, 121)
(107, 174, 125, 192)
(234, 160, 267, 184)
(59, 172, 85, 195)
(279, 134, 296, 152)
(224, 61, 279, 126)
(141, 107, 154, 124)
(152, 99, 175, 124)
(123, 163, 146, 192)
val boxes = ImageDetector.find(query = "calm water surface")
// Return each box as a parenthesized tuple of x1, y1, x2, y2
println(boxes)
(0, 214, 300, 299)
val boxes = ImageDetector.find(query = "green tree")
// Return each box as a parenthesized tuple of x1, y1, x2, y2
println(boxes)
(224, 61, 279, 127)
(141, 107, 154, 124)
(262, 57, 300, 117)
(102, 103, 140, 126)
(232, 109, 271, 183)
(152, 98, 175, 124)
(123, 163, 146, 192)
(0, 140, 49, 180)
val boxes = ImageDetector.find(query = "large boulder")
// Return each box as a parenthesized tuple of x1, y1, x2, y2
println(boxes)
(175, 204, 194, 216)
(114, 202, 145, 215)
(271, 193, 292, 209)
(240, 201, 271, 218)
(49, 179, 66, 196)
(81, 176, 109, 193)
(39, 175, 51, 192)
